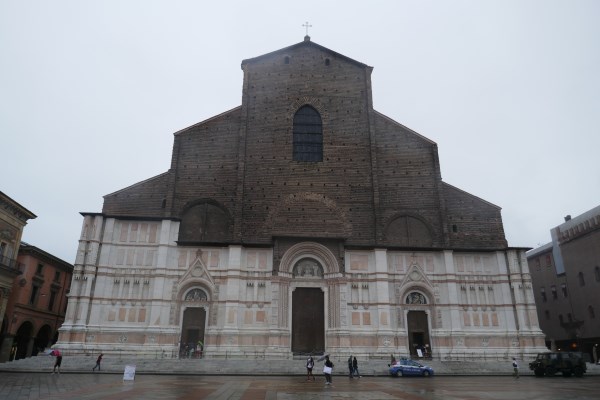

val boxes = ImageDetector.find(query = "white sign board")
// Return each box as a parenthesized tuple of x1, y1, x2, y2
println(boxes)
(123, 365, 136, 381)
(416, 348, 423, 358)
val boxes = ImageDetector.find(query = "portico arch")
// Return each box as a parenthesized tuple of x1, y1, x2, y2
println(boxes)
(14, 321, 34, 360)
(178, 286, 210, 358)
(402, 289, 434, 358)
(279, 242, 340, 276)
(279, 242, 338, 355)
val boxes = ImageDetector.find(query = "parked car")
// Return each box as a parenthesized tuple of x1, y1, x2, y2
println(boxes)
(389, 358, 434, 377)
(529, 352, 586, 377)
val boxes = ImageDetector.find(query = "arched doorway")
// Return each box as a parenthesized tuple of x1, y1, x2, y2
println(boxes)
(405, 291, 432, 358)
(181, 308, 206, 357)
(14, 321, 34, 360)
(291, 258, 325, 355)
(34, 325, 52, 355)
(180, 288, 208, 358)
(292, 288, 324, 354)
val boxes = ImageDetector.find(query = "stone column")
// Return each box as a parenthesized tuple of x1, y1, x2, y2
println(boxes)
(0, 334, 14, 363)
(0, 287, 9, 329)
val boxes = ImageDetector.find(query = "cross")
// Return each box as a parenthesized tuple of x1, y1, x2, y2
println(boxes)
(302, 21, 312, 36)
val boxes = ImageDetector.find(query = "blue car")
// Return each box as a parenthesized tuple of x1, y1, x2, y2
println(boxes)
(389, 359, 434, 377)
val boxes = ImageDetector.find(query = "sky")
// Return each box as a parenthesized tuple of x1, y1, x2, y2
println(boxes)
(1, 1, 599, 264)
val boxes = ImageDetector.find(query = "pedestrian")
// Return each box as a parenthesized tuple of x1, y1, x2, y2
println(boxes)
(512, 357, 519, 379)
(306, 355, 315, 381)
(593, 344, 598, 365)
(50, 349, 62, 374)
(197, 340, 204, 358)
(353, 356, 360, 378)
(92, 353, 103, 372)
(348, 355, 354, 378)
(323, 355, 334, 386)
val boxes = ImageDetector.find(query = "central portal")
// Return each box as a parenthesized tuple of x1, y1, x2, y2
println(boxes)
(181, 307, 206, 357)
(291, 288, 324, 354)
(407, 310, 431, 357)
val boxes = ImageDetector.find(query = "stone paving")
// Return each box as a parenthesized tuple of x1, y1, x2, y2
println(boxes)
(1, 373, 600, 400)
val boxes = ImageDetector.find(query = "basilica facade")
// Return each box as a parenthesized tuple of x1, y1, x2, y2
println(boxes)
(57, 37, 546, 359)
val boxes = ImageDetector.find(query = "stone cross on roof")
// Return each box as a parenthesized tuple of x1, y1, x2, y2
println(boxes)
(302, 21, 312, 40)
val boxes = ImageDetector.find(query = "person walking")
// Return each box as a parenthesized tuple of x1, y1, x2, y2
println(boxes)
(50, 349, 62, 374)
(306, 355, 315, 381)
(92, 353, 103, 372)
(352, 356, 360, 378)
(197, 340, 204, 358)
(324, 355, 334, 386)
(347, 355, 354, 378)
(512, 357, 519, 379)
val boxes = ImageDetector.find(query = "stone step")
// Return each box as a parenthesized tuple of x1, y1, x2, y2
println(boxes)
(2, 354, 599, 376)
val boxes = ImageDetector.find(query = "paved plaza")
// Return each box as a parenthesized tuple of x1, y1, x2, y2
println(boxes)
(1, 373, 599, 400)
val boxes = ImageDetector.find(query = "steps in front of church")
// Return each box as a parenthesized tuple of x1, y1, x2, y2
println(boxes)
(2, 355, 600, 376)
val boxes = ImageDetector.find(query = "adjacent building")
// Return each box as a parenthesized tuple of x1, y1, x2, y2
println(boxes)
(0, 242, 73, 361)
(0, 191, 36, 361)
(527, 205, 600, 357)
(57, 37, 546, 360)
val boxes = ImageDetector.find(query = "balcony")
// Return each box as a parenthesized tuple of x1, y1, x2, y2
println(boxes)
(0, 255, 21, 275)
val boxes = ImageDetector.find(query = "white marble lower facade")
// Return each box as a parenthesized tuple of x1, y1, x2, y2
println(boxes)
(57, 215, 547, 359)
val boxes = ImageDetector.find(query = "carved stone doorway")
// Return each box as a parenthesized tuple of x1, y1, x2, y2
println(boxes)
(291, 288, 324, 355)
(181, 307, 206, 357)
(407, 310, 431, 357)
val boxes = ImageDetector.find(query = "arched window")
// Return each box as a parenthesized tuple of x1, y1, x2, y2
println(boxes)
(179, 201, 231, 243)
(293, 105, 323, 162)
(385, 215, 433, 247)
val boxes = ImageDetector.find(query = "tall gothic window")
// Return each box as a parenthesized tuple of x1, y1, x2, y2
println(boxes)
(293, 105, 322, 162)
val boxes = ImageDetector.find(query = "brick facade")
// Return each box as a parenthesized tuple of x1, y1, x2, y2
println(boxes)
(59, 38, 544, 360)
(102, 38, 507, 250)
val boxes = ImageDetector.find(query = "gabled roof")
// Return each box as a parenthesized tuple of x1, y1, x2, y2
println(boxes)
(373, 110, 437, 145)
(103, 172, 169, 198)
(442, 182, 502, 210)
(173, 106, 242, 136)
(241, 37, 370, 69)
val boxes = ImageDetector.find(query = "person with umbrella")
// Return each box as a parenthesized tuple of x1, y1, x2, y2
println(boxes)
(323, 355, 334, 385)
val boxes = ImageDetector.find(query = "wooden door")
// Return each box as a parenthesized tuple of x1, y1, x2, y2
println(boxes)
(292, 288, 324, 354)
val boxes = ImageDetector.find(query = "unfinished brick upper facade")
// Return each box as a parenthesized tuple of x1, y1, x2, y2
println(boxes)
(102, 38, 507, 251)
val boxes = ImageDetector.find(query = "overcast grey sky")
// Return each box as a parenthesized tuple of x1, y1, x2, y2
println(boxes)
(2, 1, 599, 263)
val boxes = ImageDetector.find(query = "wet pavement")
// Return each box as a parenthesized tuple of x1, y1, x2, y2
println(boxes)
(1, 373, 599, 400)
